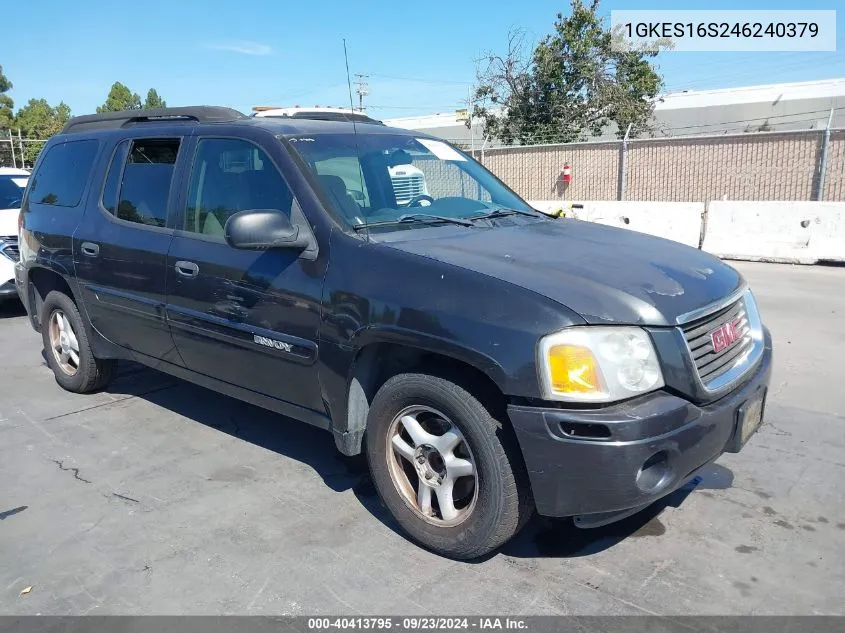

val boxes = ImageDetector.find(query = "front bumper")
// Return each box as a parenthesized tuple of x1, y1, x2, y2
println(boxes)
(1, 257, 17, 298)
(508, 328, 773, 518)
(14, 261, 33, 318)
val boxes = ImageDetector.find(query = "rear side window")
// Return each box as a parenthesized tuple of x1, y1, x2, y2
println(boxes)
(113, 138, 181, 227)
(28, 139, 98, 207)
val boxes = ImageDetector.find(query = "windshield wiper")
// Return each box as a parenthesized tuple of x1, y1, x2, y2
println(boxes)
(469, 207, 545, 221)
(353, 213, 476, 230)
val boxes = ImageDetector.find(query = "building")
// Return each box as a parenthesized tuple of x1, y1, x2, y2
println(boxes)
(382, 78, 845, 146)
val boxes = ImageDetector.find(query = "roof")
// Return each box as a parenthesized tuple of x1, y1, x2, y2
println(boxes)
(57, 106, 425, 139)
(62, 106, 247, 134)
(0, 167, 30, 176)
(655, 77, 845, 111)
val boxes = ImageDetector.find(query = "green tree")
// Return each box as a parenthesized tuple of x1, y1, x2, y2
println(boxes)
(14, 98, 71, 165)
(97, 81, 141, 113)
(0, 65, 14, 130)
(473, 0, 663, 145)
(143, 88, 167, 109)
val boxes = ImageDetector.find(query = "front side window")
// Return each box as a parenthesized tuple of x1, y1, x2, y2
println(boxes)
(115, 138, 181, 227)
(27, 139, 98, 208)
(288, 134, 530, 229)
(184, 138, 294, 237)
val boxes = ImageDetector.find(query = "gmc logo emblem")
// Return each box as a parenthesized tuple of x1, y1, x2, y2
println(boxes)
(710, 319, 742, 353)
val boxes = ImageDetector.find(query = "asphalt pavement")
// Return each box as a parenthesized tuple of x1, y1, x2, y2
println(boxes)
(1, 261, 843, 615)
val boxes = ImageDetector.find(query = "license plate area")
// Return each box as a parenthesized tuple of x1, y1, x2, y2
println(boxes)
(727, 389, 766, 453)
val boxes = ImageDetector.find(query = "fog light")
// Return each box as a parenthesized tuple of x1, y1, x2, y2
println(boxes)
(636, 451, 671, 493)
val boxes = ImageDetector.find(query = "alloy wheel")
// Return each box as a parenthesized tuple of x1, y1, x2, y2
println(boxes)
(385, 405, 478, 527)
(48, 309, 80, 376)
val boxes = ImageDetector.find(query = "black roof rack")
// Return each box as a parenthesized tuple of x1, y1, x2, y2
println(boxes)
(62, 106, 247, 134)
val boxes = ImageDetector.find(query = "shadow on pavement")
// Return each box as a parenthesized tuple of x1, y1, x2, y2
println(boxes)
(114, 365, 406, 535)
(499, 462, 733, 560)
(106, 364, 371, 491)
(0, 298, 25, 318)
(103, 363, 735, 561)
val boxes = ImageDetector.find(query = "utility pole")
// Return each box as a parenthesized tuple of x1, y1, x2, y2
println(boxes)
(816, 107, 834, 201)
(353, 74, 369, 112)
(618, 123, 632, 201)
(467, 87, 475, 155)
(8, 129, 16, 169)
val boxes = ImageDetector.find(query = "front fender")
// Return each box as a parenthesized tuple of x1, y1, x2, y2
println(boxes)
(349, 324, 509, 391)
(321, 323, 515, 456)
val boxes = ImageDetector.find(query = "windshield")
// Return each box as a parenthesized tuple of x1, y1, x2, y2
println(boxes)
(286, 133, 533, 229)
(0, 175, 28, 210)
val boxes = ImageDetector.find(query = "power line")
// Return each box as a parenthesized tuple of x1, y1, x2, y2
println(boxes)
(366, 103, 466, 111)
(431, 105, 843, 146)
(367, 73, 474, 86)
(653, 105, 845, 134)
(662, 54, 843, 93)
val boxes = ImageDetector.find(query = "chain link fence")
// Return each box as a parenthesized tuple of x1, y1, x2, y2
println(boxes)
(476, 128, 845, 203)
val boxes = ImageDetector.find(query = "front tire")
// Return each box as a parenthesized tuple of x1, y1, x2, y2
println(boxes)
(366, 373, 532, 559)
(41, 290, 116, 393)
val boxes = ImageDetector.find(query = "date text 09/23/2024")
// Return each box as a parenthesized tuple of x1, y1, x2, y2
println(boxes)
(307, 618, 528, 630)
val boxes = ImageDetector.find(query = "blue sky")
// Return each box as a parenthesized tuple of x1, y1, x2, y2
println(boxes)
(2, 0, 843, 120)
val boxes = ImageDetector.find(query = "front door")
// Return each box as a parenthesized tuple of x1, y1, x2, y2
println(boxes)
(74, 134, 188, 364)
(164, 135, 324, 412)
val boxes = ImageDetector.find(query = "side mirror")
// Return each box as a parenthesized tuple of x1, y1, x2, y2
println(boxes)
(224, 209, 311, 250)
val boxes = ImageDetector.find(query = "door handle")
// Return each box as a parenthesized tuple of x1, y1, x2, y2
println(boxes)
(80, 242, 99, 257)
(174, 260, 199, 278)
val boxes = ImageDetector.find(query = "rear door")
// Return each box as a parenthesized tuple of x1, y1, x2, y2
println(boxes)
(18, 138, 99, 294)
(73, 132, 192, 363)
(164, 131, 325, 412)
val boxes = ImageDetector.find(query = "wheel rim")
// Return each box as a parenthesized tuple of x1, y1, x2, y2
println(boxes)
(385, 405, 478, 527)
(48, 309, 80, 376)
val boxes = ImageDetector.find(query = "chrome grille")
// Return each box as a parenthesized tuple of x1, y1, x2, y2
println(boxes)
(682, 297, 753, 387)
(0, 235, 18, 262)
(391, 174, 425, 205)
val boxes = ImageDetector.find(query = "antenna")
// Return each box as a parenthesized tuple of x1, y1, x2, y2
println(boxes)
(343, 39, 370, 241)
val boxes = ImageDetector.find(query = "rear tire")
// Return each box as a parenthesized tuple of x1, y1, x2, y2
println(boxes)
(41, 290, 116, 393)
(366, 373, 533, 559)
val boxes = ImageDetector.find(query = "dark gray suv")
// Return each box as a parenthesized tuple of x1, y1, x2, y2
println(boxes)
(15, 106, 772, 559)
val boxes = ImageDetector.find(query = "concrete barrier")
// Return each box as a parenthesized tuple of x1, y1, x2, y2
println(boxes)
(528, 200, 704, 248)
(702, 201, 845, 265)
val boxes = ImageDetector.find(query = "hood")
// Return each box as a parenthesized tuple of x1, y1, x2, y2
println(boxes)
(382, 219, 743, 326)
(0, 208, 19, 237)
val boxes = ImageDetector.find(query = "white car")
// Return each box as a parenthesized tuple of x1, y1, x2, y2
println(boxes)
(0, 167, 29, 303)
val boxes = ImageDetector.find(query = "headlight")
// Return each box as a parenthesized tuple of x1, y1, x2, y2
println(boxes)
(537, 327, 664, 402)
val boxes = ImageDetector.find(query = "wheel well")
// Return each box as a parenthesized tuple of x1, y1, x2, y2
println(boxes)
(339, 342, 507, 456)
(28, 267, 75, 329)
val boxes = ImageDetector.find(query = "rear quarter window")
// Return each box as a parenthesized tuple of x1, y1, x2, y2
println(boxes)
(27, 139, 99, 208)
